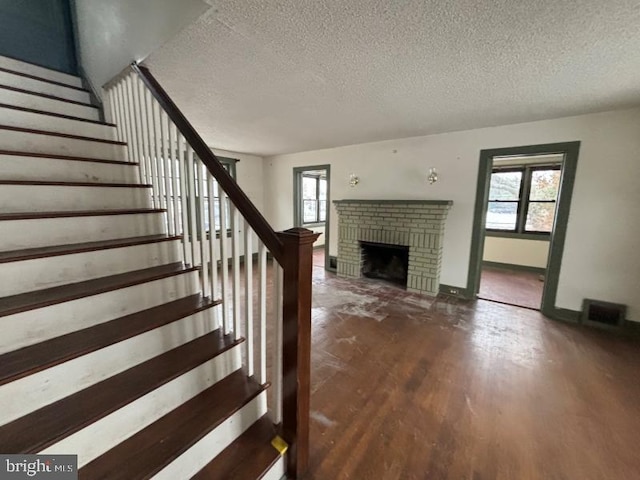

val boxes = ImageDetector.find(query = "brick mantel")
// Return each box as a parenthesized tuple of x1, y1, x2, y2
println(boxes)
(333, 199, 453, 295)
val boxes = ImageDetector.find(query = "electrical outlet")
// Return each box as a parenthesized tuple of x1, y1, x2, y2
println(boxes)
(449, 288, 459, 295)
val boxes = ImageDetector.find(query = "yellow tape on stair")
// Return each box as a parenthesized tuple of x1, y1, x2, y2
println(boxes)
(271, 435, 288, 455)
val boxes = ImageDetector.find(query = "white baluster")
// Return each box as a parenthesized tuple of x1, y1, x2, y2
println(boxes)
(244, 219, 254, 376)
(169, 122, 180, 236)
(207, 172, 219, 308)
(129, 76, 153, 188)
(151, 100, 168, 233)
(218, 191, 230, 334)
(273, 260, 284, 423)
(186, 146, 199, 269)
(159, 110, 174, 236)
(257, 241, 267, 384)
(116, 83, 134, 163)
(231, 206, 241, 338)
(144, 89, 160, 208)
(124, 76, 141, 179)
(177, 134, 191, 265)
(197, 163, 209, 296)
(134, 77, 152, 189)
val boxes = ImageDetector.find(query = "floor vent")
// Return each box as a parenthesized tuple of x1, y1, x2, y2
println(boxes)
(581, 299, 626, 329)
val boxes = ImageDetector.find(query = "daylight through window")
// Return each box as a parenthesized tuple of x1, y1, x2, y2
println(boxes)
(486, 165, 561, 234)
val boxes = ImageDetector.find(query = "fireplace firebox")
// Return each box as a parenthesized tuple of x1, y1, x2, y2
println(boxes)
(360, 241, 409, 286)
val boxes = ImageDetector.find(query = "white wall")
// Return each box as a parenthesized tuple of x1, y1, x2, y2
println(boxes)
(73, 0, 209, 91)
(483, 237, 549, 268)
(264, 108, 640, 321)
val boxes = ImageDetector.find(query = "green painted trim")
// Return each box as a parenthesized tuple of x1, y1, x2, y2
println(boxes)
(333, 199, 453, 205)
(293, 164, 331, 271)
(467, 150, 494, 297)
(485, 231, 551, 241)
(467, 141, 581, 319)
(624, 320, 640, 337)
(546, 307, 581, 323)
(482, 261, 545, 275)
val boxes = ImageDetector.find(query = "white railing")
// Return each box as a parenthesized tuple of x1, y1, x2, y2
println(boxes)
(104, 69, 284, 421)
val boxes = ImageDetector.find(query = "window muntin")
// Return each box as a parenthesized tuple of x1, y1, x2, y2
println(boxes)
(301, 174, 327, 225)
(486, 165, 560, 235)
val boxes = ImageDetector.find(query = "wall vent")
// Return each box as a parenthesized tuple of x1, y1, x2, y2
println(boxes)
(581, 299, 626, 329)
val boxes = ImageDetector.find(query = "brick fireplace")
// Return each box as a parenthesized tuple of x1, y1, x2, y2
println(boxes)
(333, 200, 452, 295)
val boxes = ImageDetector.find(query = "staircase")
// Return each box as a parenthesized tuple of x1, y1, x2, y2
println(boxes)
(0, 55, 315, 479)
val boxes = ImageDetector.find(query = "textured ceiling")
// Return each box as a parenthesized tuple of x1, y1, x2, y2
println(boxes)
(147, 0, 640, 156)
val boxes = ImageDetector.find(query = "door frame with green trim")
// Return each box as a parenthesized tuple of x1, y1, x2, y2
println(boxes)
(293, 164, 331, 270)
(467, 142, 580, 319)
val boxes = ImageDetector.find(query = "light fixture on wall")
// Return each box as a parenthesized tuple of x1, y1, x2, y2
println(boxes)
(427, 167, 438, 185)
(349, 173, 360, 187)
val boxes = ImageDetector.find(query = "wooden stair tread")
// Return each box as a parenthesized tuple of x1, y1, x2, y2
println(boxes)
(0, 103, 116, 127)
(0, 208, 164, 221)
(0, 180, 151, 188)
(0, 294, 222, 386)
(0, 234, 181, 264)
(79, 370, 265, 480)
(0, 329, 242, 454)
(0, 124, 126, 145)
(0, 83, 98, 108)
(0, 66, 90, 93)
(192, 415, 280, 480)
(0, 262, 197, 318)
(0, 149, 135, 166)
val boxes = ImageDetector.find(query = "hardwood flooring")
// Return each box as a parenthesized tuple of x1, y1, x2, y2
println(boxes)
(479, 266, 544, 310)
(306, 265, 640, 479)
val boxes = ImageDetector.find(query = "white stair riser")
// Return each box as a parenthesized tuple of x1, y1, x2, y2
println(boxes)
(0, 309, 222, 427)
(0, 240, 182, 297)
(0, 106, 116, 139)
(262, 456, 286, 480)
(0, 155, 137, 184)
(0, 213, 166, 251)
(155, 392, 268, 480)
(0, 185, 151, 212)
(43, 347, 242, 467)
(0, 56, 82, 88)
(0, 70, 90, 103)
(0, 129, 126, 161)
(0, 88, 99, 121)
(0, 271, 200, 354)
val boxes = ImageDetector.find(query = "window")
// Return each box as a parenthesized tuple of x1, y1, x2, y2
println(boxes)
(200, 157, 236, 233)
(486, 165, 561, 235)
(301, 173, 327, 224)
(168, 154, 237, 234)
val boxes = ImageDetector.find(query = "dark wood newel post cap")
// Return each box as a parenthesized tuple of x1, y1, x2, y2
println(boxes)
(277, 227, 321, 245)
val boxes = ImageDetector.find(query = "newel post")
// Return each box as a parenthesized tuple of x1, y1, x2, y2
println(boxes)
(276, 227, 320, 479)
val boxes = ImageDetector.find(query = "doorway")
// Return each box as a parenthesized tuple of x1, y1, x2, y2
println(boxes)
(467, 143, 580, 317)
(293, 165, 331, 270)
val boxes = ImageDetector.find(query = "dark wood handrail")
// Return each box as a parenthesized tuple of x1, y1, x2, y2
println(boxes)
(131, 63, 284, 263)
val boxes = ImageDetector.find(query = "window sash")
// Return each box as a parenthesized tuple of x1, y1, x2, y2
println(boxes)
(486, 165, 560, 235)
(300, 173, 327, 225)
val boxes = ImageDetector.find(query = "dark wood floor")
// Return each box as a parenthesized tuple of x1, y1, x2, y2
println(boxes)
(479, 266, 544, 310)
(306, 257, 640, 479)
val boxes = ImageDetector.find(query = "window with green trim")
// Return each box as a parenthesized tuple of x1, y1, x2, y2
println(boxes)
(486, 165, 561, 234)
(301, 173, 327, 225)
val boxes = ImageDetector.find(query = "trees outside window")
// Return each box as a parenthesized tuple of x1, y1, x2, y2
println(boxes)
(486, 165, 561, 234)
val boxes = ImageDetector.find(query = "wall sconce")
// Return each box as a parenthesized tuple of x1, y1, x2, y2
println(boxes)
(349, 173, 359, 187)
(427, 167, 438, 185)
